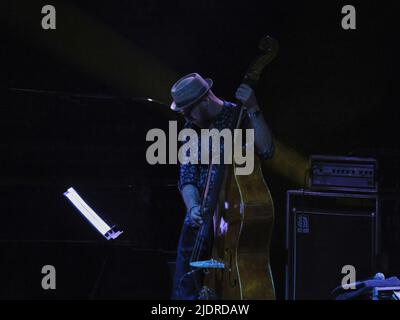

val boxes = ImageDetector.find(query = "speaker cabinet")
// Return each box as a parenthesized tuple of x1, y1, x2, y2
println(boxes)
(285, 190, 378, 300)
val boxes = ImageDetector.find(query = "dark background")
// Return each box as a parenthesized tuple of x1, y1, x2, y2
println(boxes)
(0, 0, 398, 299)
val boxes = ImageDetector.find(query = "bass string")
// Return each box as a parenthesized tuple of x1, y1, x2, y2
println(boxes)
(190, 226, 203, 263)
(191, 160, 215, 263)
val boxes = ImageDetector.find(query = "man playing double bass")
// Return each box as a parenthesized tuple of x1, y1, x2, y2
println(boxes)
(169, 72, 275, 300)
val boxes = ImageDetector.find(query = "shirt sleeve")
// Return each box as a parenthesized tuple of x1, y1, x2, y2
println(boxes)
(178, 161, 200, 192)
(177, 121, 200, 192)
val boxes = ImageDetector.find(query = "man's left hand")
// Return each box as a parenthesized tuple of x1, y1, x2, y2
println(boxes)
(235, 83, 259, 110)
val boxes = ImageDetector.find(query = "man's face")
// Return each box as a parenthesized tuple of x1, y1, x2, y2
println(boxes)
(181, 94, 210, 128)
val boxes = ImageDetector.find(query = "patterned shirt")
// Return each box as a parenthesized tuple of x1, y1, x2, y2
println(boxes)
(178, 100, 274, 195)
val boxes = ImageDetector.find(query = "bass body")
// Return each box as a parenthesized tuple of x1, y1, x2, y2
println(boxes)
(204, 155, 275, 299)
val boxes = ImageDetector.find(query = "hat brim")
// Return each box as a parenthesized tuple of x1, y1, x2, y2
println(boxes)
(170, 78, 213, 112)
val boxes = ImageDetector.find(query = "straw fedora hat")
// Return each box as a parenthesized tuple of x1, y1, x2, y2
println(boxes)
(170, 73, 213, 112)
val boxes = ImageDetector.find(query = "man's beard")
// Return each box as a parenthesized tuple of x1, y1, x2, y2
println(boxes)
(193, 106, 212, 128)
(193, 118, 211, 129)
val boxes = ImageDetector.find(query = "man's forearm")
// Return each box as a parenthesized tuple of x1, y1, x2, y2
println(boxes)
(181, 184, 201, 210)
(248, 106, 273, 155)
(235, 84, 274, 156)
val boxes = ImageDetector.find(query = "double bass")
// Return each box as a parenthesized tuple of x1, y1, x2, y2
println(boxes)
(189, 35, 279, 299)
